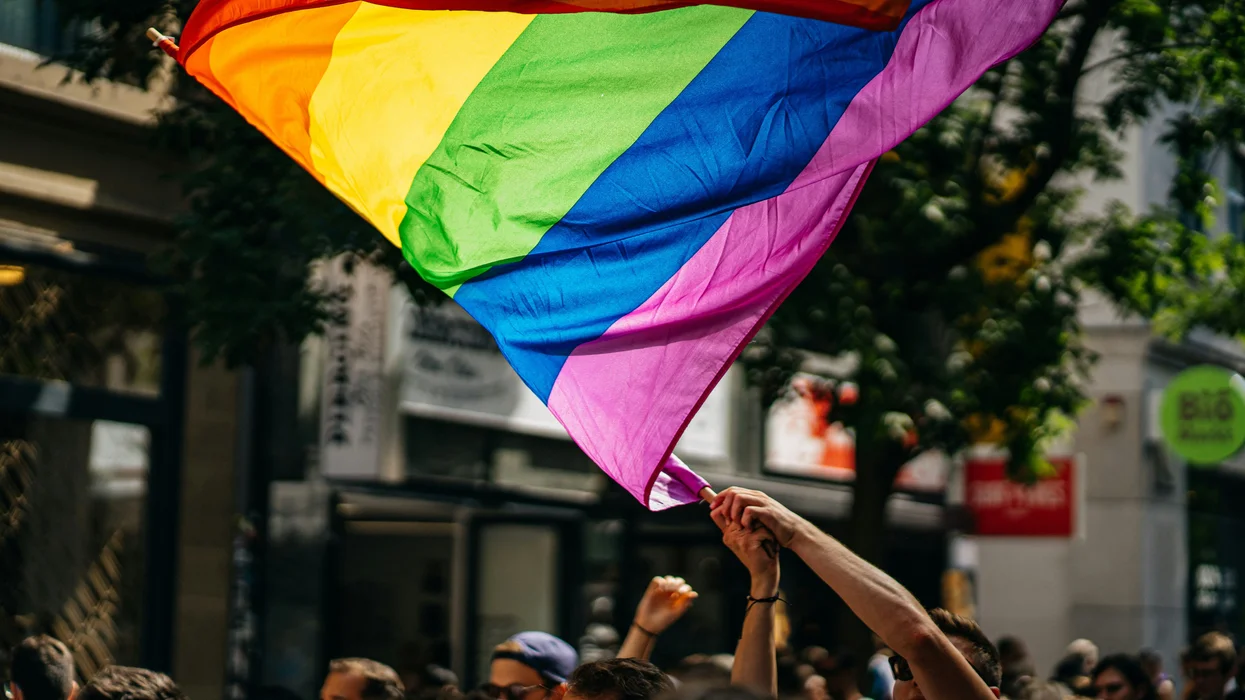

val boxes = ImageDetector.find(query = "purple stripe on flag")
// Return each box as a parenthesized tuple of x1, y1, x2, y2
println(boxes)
(547, 0, 1064, 509)
(548, 163, 870, 510)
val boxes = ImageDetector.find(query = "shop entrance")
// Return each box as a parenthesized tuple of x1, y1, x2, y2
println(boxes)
(0, 241, 186, 674)
(328, 490, 583, 690)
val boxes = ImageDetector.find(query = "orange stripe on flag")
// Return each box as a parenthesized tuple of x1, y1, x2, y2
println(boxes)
(184, 35, 239, 113)
(199, 2, 361, 182)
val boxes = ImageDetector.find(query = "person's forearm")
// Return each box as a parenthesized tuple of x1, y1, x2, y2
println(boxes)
(617, 624, 658, 661)
(731, 573, 778, 696)
(789, 523, 928, 653)
(788, 523, 993, 700)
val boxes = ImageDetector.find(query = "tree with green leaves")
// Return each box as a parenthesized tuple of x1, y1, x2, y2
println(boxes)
(51, 0, 1245, 651)
(740, 0, 1245, 649)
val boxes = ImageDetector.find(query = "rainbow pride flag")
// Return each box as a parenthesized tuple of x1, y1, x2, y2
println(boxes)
(175, 0, 1061, 510)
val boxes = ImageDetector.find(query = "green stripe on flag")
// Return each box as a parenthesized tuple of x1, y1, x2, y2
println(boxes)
(396, 6, 752, 293)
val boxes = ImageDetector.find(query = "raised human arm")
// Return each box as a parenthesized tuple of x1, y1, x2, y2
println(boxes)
(710, 506, 779, 696)
(712, 488, 994, 700)
(617, 576, 697, 661)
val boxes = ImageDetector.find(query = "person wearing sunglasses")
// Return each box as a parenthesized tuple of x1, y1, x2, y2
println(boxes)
(6, 636, 76, 700)
(711, 487, 1002, 700)
(484, 632, 578, 700)
(1091, 655, 1157, 700)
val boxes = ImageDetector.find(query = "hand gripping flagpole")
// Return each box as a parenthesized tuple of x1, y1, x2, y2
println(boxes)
(146, 28, 179, 58)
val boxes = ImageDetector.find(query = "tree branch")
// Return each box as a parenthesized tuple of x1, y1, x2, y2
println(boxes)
(1081, 42, 1212, 75)
(925, 0, 1115, 273)
(1056, 0, 1087, 21)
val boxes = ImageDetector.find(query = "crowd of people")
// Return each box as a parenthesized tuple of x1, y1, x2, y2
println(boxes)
(5, 488, 1244, 700)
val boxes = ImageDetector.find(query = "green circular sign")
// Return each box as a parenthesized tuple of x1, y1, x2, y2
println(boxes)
(1159, 365, 1245, 465)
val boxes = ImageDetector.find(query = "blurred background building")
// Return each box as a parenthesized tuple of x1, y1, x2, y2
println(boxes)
(3, 9, 1243, 700)
(0, 13, 242, 700)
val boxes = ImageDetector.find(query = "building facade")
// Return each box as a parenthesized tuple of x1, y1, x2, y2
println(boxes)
(969, 75, 1245, 681)
(0, 25, 241, 700)
(261, 273, 952, 697)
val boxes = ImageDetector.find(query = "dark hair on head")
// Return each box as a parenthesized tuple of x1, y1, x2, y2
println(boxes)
(997, 637, 1028, 663)
(9, 635, 75, 700)
(1053, 654, 1088, 683)
(825, 651, 859, 678)
(330, 658, 405, 700)
(1092, 654, 1157, 700)
(420, 665, 458, 690)
(416, 688, 465, 700)
(667, 657, 729, 686)
(1190, 632, 1237, 674)
(657, 684, 767, 700)
(567, 658, 672, 700)
(77, 666, 186, 700)
(1138, 649, 1162, 669)
(927, 608, 1002, 688)
(1016, 680, 1065, 700)
(776, 655, 803, 697)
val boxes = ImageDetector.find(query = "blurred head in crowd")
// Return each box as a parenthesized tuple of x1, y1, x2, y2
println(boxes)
(7, 636, 76, 700)
(866, 635, 895, 700)
(667, 656, 730, 687)
(778, 655, 807, 700)
(804, 648, 830, 669)
(322, 658, 405, 700)
(891, 609, 1002, 700)
(1187, 632, 1236, 700)
(77, 667, 186, 700)
(411, 668, 460, 700)
(563, 658, 671, 700)
(1136, 650, 1174, 700)
(658, 684, 767, 700)
(803, 675, 829, 700)
(1137, 651, 1163, 682)
(1017, 680, 1069, 700)
(487, 632, 578, 700)
(1091, 655, 1156, 700)
(998, 638, 1029, 668)
(823, 652, 865, 700)
(997, 637, 1036, 700)
(1067, 642, 1100, 677)
(1054, 655, 1093, 697)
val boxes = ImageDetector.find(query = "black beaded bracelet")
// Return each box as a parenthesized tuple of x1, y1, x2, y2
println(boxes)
(745, 594, 786, 613)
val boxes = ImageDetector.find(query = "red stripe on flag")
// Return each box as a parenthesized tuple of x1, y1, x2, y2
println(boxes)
(178, 0, 909, 63)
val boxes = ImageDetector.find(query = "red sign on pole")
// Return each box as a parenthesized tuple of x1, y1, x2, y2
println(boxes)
(964, 456, 1075, 537)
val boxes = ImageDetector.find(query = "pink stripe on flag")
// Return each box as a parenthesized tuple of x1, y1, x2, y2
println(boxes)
(547, 0, 1064, 510)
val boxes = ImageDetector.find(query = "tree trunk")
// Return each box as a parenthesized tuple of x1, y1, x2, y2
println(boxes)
(839, 438, 903, 687)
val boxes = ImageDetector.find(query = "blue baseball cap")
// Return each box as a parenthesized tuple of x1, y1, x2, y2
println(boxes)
(492, 631, 579, 686)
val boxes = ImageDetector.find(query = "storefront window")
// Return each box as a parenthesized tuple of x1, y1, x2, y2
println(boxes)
(631, 538, 734, 666)
(0, 0, 69, 55)
(579, 520, 624, 662)
(404, 416, 605, 491)
(0, 259, 164, 397)
(1187, 469, 1245, 638)
(0, 417, 149, 673)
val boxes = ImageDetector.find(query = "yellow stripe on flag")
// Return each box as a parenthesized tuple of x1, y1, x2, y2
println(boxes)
(307, 7, 535, 247)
